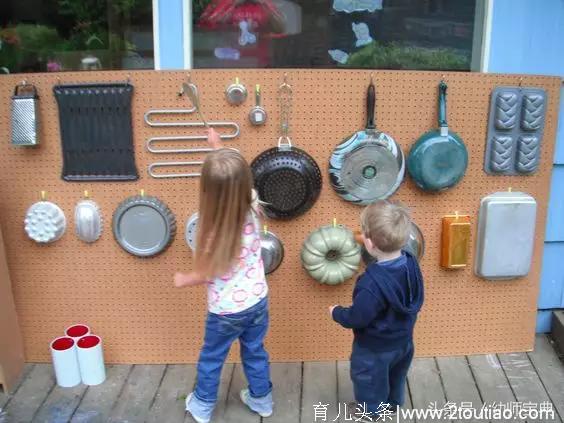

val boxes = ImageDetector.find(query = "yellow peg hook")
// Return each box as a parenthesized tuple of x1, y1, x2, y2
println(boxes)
(140, 189, 146, 197)
(263, 225, 268, 235)
(40, 190, 47, 201)
(333, 217, 337, 228)
(84, 190, 90, 199)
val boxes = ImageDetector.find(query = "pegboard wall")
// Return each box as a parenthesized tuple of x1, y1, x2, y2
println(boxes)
(0, 70, 560, 363)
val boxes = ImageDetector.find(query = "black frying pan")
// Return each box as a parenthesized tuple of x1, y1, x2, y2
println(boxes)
(251, 136, 322, 220)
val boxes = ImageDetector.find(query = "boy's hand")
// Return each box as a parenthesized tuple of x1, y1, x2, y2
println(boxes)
(207, 128, 222, 149)
(329, 305, 338, 317)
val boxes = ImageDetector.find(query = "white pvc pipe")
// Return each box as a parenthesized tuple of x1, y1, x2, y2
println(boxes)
(65, 324, 91, 342)
(50, 337, 81, 388)
(76, 335, 106, 386)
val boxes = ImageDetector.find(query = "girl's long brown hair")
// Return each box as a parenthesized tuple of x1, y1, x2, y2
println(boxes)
(195, 149, 253, 279)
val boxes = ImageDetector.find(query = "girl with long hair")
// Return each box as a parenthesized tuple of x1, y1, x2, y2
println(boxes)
(174, 129, 272, 423)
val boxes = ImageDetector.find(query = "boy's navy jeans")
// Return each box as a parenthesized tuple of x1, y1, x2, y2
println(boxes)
(194, 297, 272, 403)
(350, 339, 414, 414)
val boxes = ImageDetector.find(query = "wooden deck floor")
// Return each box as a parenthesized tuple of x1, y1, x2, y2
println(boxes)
(1, 335, 563, 423)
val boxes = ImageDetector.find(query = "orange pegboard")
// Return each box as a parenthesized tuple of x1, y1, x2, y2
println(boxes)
(0, 70, 560, 363)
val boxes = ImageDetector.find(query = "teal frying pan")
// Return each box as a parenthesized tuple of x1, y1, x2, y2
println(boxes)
(407, 81, 468, 192)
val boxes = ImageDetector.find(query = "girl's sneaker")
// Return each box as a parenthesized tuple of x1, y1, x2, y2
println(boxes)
(185, 392, 212, 423)
(240, 389, 273, 418)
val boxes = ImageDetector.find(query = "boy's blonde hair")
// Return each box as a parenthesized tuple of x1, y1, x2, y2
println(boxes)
(361, 200, 411, 252)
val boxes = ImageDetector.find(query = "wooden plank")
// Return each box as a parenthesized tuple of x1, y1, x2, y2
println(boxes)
(436, 356, 482, 423)
(70, 365, 132, 423)
(3, 364, 55, 423)
(33, 382, 87, 423)
(467, 354, 516, 404)
(187, 363, 234, 423)
(222, 364, 260, 423)
(108, 364, 166, 423)
(498, 352, 561, 423)
(301, 361, 337, 423)
(337, 360, 353, 423)
(528, 335, 564, 421)
(269, 362, 301, 423)
(0, 364, 33, 409)
(400, 380, 414, 423)
(0, 364, 34, 423)
(407, 358, 447, 423)
(337, 360, 414, 422)
(147, 364, 197, 423)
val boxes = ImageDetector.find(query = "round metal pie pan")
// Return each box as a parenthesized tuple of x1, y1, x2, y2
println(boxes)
(185, 212, 199, 251)
(112, 195, 176, 257)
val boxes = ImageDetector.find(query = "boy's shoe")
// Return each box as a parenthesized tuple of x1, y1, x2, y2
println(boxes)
(240, 388, 273, 417)
(185, 392, 211, 423)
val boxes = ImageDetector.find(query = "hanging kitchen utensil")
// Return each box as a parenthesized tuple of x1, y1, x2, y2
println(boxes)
(149, 161, 204, 179)
(261, 227, 284, 274)
(361, 222, 425, 265)
(484, 86, 546, 175)
(144, 81, 240, 174)
(301, 222, 361, 285)
(11, 81, 40, 147)
(407, 81, 468, 192)
(226, 77, 248, 105)
(249, 84, 267, 126)
(112, 191, 176, 257)
(475, 190, 537, 280)
(24, 191, 66, 243)
(53, 82, 138, 181)
(329, 79, 405, 205)
(144, 118, 240, 154)
(182, 81, 209, 127)
(185, 212, 199, 251)
(251, 76, 322, 220)
(74, 191, 103, 243)
(441, 213, 471, 269)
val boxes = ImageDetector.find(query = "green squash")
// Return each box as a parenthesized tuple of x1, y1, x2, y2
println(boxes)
(301, 225, 361, 285)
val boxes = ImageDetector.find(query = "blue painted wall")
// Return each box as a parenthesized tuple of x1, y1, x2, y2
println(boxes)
(488, 0, 564, 333)
(156, 0, 185, 69)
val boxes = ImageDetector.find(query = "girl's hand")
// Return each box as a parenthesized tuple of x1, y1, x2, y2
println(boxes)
(174, 271, 208, 288)
(207, 128, 222, 149)
(329, 305, 338, 317)
(174, 272, 191, 288)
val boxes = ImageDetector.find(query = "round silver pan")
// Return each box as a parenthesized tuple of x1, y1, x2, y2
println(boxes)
(113, 194, 176, 257)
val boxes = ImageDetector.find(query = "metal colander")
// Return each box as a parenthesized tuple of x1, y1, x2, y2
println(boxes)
(251, 142, 322, 220)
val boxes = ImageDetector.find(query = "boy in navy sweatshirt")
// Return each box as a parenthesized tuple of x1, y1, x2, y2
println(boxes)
(330, 200, 424, 421)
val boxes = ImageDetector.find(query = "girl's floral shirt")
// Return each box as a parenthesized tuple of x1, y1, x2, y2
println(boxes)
(207, 212, 268, 314)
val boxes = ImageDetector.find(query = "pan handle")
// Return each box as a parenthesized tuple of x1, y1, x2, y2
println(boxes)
(438, 81, 448, 131)
(278, 136, 293, 150)
(366, 82, 376, 130)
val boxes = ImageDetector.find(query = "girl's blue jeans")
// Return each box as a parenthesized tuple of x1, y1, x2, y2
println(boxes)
(194, 297, 272, 405)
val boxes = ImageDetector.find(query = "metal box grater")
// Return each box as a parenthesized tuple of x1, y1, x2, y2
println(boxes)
(475, 191, 537, 280)
(11, 83, 40, 146)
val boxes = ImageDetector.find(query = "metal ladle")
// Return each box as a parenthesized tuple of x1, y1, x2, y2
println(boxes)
(182, 82, 209, 128)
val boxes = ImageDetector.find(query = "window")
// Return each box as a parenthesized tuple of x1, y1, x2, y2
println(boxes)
(192, 0, 485, 70)
(0, 0, 154, 74)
